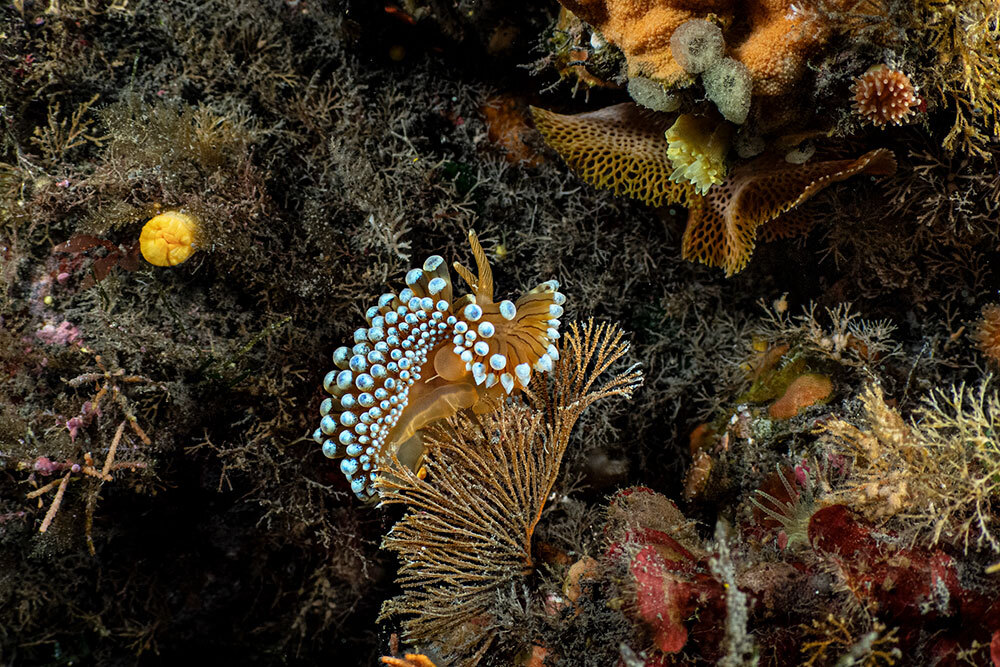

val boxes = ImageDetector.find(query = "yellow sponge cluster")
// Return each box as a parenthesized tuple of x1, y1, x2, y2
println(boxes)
(139, 211, 198, 267)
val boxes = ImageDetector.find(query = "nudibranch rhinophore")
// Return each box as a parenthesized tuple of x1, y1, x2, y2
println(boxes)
(313, 231, 565, 501)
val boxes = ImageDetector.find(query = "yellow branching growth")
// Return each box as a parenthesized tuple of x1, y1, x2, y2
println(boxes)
(920, 0, 1000, 158)
(822, 381, 1000, 553)
(376, 320, 643, 664)
(800, 613, 901, 667)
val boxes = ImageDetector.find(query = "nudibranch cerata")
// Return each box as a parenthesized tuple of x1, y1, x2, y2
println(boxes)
(314, 231, 565, 500)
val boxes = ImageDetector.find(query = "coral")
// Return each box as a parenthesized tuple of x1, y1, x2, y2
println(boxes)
(973, 303, 1000, 366)
(314, 231, 565, 500)
(529, 104, 699, 207)
(767, 373, 832, 419)
(531, 103, 897, 274)
(851, 65, 920, 128)
(665, 114, 732, 195)
(139, 211, 199, 267)
(682, 149, 897, 275)
(377, 321, 642, 662)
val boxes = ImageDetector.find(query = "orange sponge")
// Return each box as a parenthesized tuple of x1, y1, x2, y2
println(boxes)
(139, 211, 198, 267)
(768, 373, 832, 419)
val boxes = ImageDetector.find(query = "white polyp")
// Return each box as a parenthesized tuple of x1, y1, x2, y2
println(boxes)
(500, 373, 515, 394)
(474, 341, 490, 356)
(499, 300, 516, 320)
(423, 255, 444, 271)
(547, 327, 560, 340)
(477, 321, 495, 338)
(546, 344, 560, 361)
(485, 373, 498, 388)
(489, 353, 507, 370)
(549, 304, 564, 318)
(514, 362, 531, 387)
(460, 350, 474, 362)
(553, 292, 566, 306)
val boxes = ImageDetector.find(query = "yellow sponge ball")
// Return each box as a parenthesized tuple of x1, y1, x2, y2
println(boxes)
(140, 211, 198, 267)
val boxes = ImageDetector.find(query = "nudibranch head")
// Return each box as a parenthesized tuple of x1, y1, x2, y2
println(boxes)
(139, 211, 198, 266)
(314, 231, 565, 500)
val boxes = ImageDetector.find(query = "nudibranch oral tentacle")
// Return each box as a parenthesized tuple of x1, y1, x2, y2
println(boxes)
(314, 231, 565, 501)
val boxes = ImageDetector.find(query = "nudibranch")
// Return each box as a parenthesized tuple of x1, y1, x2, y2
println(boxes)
(313, 231, 565, 500)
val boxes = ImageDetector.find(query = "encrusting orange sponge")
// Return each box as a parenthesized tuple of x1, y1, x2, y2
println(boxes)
(768, 373, 832, 419)
(139, 211, 198, 267)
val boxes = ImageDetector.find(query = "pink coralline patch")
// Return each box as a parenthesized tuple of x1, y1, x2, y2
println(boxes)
(33, 456, 60, 475)
(992, 629, 1000, 667)
(66, 400, 98, 442)
(36, 320, 80, 346)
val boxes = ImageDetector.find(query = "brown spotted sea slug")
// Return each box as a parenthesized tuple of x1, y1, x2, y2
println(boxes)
(313, 231, 565, 500)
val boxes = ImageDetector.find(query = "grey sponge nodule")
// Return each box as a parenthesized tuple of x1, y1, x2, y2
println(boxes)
(703, 57, 752, 125)
(627, 76, 682, 112)
(670, 19, 725, 74)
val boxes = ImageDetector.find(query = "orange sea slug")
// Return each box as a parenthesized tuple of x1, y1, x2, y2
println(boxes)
(314, 231, 565, 500)
(139, 211, 198, 267)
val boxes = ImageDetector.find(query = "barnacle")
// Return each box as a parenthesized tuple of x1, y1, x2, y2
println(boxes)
(313, 231, 565, 500)
(139, 210, 198, 266)
(851, 65, 920, 128)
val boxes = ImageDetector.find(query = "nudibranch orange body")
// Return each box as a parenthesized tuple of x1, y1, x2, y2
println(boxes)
(314, 231, 565, 500)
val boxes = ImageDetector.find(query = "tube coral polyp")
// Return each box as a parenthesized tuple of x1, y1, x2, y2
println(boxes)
(665, 114, 732, 195)
(314, 231, 565, 500)
(139, 211, 198, 266)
